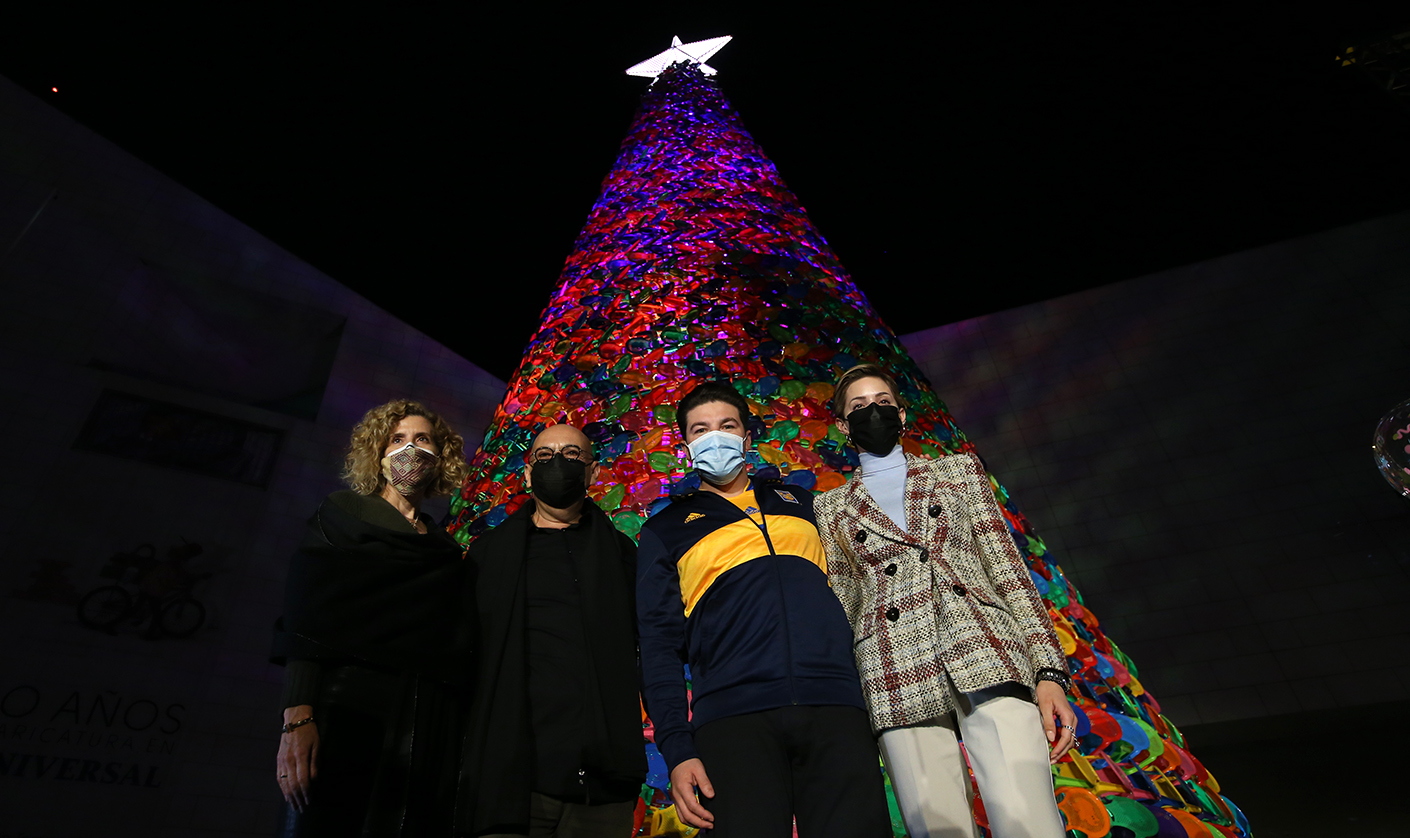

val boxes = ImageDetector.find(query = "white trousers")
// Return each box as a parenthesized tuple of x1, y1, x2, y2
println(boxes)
(877, 695, 1064, 838)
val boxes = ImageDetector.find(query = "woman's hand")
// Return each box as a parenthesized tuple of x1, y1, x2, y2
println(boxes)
(1035, 681, 1077, 763)
(276, 705, 318, 811)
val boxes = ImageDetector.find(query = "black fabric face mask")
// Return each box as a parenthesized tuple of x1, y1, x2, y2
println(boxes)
(846, 403, 903, 457)
(529, 454, 589, 509)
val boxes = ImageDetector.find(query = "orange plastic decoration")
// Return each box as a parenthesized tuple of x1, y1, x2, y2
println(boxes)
(1055, 787, 1111, 837)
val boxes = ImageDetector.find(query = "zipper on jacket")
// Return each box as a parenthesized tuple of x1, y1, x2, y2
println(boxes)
(754, 504, 778, 557)
(715, 490, 797, 705)
(754, 501, 798, 705)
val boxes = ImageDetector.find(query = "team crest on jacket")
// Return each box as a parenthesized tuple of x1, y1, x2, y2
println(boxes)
(683, 512, 705, 523)
(775, 489, 799, 504)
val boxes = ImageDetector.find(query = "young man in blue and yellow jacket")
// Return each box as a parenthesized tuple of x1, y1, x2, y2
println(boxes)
(636, 382, 890, 837)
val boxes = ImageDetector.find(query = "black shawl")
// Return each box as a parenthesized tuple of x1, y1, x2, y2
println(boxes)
(273, 491, 471, 686)
(457, 499, 645, 836)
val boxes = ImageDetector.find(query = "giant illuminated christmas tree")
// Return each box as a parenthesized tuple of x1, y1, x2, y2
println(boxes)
(450, 36, 1252, 838)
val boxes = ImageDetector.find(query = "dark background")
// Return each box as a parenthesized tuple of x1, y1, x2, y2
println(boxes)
(3, 8, 1408, 836)
(2, 6, 1408, 381)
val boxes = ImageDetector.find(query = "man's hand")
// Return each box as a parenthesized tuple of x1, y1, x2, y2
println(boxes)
(1036, 681, 1077, 763)
(276, 705, 318, 811)
(669, 758, 716, 829)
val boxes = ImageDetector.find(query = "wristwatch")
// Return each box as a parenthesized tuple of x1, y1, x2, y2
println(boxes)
(1035, 667, 1073, 693)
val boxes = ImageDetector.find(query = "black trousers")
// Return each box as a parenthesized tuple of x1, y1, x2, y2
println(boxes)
(692, 705, 891, 838)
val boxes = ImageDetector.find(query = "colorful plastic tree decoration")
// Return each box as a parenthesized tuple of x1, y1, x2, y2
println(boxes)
(448, 51, 1251, 838)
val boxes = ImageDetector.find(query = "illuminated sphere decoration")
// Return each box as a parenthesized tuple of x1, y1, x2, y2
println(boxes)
(1372, 396, 1410, 497)
(449, 37, 1253, 838)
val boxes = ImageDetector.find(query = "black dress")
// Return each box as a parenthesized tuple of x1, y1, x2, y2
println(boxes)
(272, 491, 472, 838)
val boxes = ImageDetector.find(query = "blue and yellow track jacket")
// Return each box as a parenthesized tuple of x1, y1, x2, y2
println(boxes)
(636, 478, 866, 772)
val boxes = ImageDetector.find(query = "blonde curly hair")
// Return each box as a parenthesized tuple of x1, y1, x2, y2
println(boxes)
(342, 399, 468, 497)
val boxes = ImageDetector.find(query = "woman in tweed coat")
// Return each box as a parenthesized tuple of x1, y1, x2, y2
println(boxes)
(814, 365, 1077, 838)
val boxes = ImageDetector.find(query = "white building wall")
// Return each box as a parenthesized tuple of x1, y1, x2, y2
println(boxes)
(0, 74, 504, 837)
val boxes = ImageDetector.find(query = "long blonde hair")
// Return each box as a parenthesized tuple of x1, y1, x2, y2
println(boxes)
(341, 399, 468, 497)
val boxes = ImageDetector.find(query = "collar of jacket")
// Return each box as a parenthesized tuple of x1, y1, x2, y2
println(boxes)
(837, 453, 946, 547)
(677, 471, 783, 499)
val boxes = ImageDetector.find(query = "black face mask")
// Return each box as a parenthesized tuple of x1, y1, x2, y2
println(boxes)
(846, 403, 903, 457)
(529, 454, 589, 509)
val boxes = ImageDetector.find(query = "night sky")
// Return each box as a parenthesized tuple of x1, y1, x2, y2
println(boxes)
(3, 7, 1408, 380)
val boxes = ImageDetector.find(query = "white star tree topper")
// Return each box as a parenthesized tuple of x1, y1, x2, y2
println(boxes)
(625, 35, 732, 78)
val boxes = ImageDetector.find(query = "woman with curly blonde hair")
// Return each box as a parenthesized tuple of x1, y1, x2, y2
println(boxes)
(339, 398, 470, 521)
(273, 399, 473, 837)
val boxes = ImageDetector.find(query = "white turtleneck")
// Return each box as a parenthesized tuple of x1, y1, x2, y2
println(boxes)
(858, 444, 908, 532)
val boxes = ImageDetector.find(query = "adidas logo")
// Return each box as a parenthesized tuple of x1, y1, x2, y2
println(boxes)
(684, 512, 705, 523)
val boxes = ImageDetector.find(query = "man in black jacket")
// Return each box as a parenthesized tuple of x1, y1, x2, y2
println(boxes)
(459, 423, 645, 838)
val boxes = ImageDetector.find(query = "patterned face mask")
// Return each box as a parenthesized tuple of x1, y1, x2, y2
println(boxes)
(381, 442, 440, 496)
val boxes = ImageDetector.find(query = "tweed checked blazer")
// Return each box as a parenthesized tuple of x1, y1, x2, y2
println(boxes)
(815, 451, 1065, 733)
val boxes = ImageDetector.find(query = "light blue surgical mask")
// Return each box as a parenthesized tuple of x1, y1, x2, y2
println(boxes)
(687, 430, 747, 485)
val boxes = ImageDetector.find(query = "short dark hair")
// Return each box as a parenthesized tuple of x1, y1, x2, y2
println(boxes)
(677, 381, 751, 438)
(832, 364, 902, 417)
